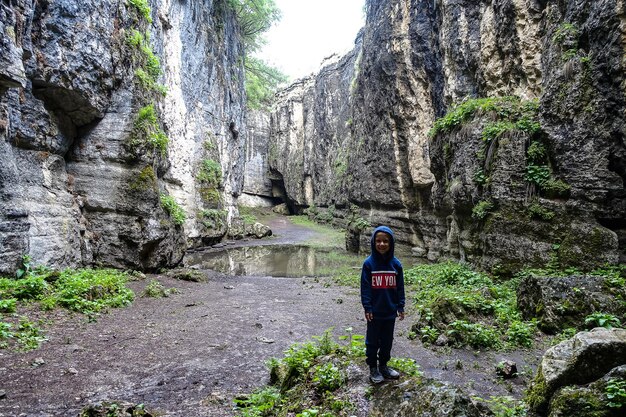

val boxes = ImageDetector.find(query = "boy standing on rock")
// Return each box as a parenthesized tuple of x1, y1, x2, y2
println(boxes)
(360, 225, 406, 384)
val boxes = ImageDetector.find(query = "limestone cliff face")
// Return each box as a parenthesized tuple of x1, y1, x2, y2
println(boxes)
(263, 0, 626, 272)
(0, 0, 246, 274)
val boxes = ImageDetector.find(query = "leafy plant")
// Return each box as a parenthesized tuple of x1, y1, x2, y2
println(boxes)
(129, 104, 169, 157)
(506, 320, 536, 348)
(127, 0, 152, 23)
(15, 318, 46, 351)
(142, 279, 178, 298)
(201, 209, 227, 229)
(53, 269, 135, 314)
(473, 169, 488, 186)
(541, 179, 571, 198)
(429, 96, 540, 138)
(605, 378, 626, 409)
(245, 56, 288, 109)
(553, 23, 578, 46)
(312, 362, 343, 393)
(234, 386, 281, 417)
(160, 193, 187, 225)
(525, 165, 550, 186)
(584, 312, 621, 329)
(480, 395, 528, 417)
(337, 327, 365, 357)
(528, 202, 555, 221)
(447, 320, 500, 348)
(408, 262, 536, 350)
(388, 357, 422, 377)
(482, 121, 515, 142)
(0, 298, 17, 313)
(472, 200, 494, 220)
(197, 159, 222, 188)
(0, 318, 46, 351)
(15, 254, 32, 279)
(526, 141, 547, 164)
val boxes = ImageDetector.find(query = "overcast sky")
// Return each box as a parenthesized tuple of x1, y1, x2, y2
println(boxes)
(256, 0, 366, 81)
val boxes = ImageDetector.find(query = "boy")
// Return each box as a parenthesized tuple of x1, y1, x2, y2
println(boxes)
(360, 225, 405, 384)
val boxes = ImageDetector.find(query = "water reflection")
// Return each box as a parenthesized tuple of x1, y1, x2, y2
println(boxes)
(184, 245, 358, 277)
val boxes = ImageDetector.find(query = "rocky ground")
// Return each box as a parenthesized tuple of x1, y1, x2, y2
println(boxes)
(0, 216, 547, 417)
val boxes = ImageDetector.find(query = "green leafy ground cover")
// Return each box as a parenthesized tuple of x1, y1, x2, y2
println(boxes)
(234, 329, 423, 417)
(0, 267, 136, 351)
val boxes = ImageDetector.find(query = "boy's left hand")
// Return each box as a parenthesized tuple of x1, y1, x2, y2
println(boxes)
(398, 311, 405, 321)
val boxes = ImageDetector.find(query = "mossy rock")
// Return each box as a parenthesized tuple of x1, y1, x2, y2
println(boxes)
(558, 224, 619, 271)
(79, 401, 153, 417)
(166, 268, 206, 282)
(548, 386, 611, 417)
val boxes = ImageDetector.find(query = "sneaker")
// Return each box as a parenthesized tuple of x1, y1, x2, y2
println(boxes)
(369, 366, 384, 384)
(380, 365, 400, 379)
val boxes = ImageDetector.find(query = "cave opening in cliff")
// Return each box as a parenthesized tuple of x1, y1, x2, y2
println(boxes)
(268, 168, 295, 213)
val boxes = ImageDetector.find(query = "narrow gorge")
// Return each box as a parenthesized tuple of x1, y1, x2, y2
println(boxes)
(2, 0, 625, 276)
(1, 0, 626, 416)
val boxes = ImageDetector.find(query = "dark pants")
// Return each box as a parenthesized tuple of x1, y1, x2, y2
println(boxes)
(365, 318, 396, 368)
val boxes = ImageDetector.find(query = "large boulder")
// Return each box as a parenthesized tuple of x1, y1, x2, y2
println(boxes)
(517, 274, 626, 334)
(526, 328, 626, 415)
(548, 365, 626, 417)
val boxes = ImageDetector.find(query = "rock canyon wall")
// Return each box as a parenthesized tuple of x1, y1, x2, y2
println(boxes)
(255, 0, 626, 274)
(0, 0, 246, 274)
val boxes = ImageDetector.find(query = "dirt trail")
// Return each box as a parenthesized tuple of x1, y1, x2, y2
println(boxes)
(0, 217, 543, 416)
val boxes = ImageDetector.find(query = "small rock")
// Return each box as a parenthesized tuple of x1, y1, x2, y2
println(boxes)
(67, 367, 78, 375)
(0, 390, 6, 399)
(496, 360, 518, 379)
(256, 336, 274, 344)
(224, 285, 234, 290)
(435, 333, 450, 346)
(32, 358, 45, 367)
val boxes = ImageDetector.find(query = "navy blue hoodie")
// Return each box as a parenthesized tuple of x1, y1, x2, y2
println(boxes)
(360, 226, 405, 320)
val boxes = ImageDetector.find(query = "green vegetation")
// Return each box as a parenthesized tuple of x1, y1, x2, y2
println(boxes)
(584, 312, 621, 329)
(235, 328, 425, 416)
(541, 179, 571, 198)
(526, 141, 546, 162)
(553, 23, 579, 61)
(525, 165, 550, 187)
(160, 193, 187, 225)
(197, 159, 222, 188)
(236, 329, 418, 416)
(223, 0, 287, 109)
(473, 169, 489, 186)
(245, 56, 289, 109)
(226, 0, 281, 51)
(407, 262, 537, 349)
(126, 29, 165, 95)
(605, 378, 626, 409)
(527, 202, 555, 221)
(289, 215, 345, 249)
(142, 279, 179, 298)
(127, 0, 152, 23)
(472, 200, 494, 220)
(1, 267, 135, 350)
(128, 104, 169, 157)
(476, 395, 528, 417)
(482, 121, 516, 142)
(428, 96, 539, 138)
(201, 209, 228, 229)
(130, 165, 157, 191)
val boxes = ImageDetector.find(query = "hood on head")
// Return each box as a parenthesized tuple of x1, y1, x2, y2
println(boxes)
(370, 225, 395, 260)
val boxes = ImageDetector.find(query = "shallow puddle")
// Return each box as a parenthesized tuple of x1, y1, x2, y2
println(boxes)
(184, 245, 362, 277)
